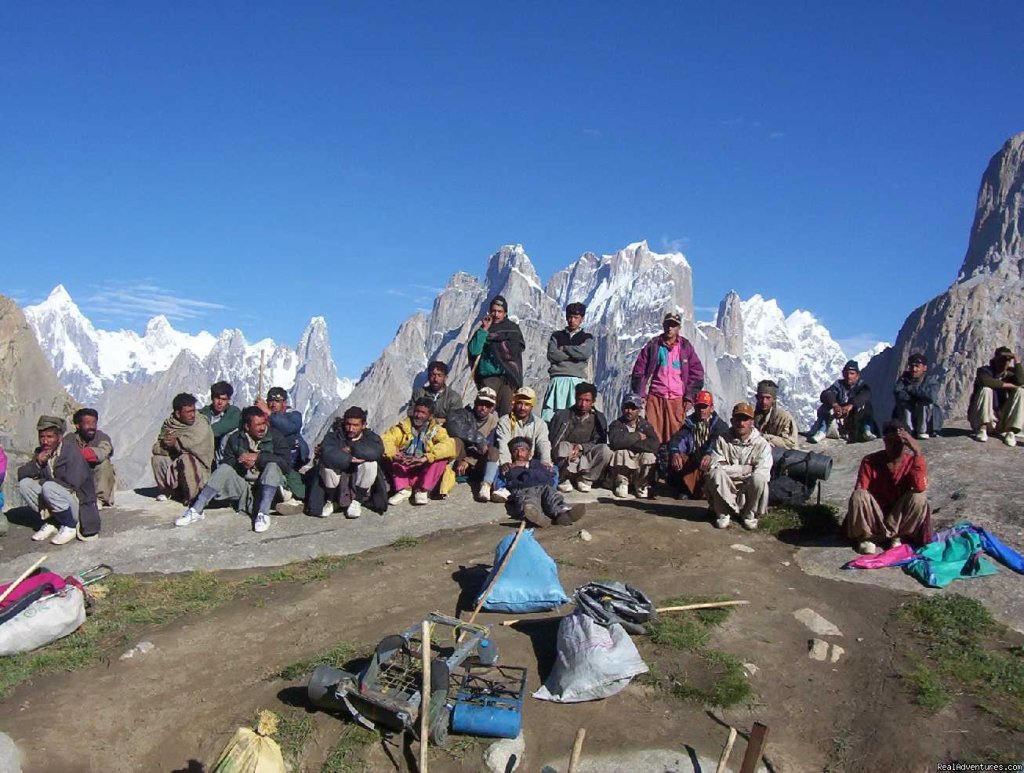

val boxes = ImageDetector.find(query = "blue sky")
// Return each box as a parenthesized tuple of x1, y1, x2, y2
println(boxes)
(2, 2, 1022, 374)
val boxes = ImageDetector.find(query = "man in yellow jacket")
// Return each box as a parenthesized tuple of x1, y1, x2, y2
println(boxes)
(382, 397, 457, 505)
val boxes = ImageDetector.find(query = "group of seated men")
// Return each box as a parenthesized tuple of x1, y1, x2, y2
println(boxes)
(10, 286, 1022, 555)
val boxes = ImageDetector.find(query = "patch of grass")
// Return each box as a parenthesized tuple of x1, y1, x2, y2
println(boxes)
(320, 725, 377, 773)
(273, 710, 317, 764)
(759, 502, 839, 536)
(896, 595, 1024, 728)
(0, 554, 355, 699)
(390, 535, 419, 550)
(440, 735, 484, 760)
(641, 595, 751, 708)
(274, 642, 359, 681)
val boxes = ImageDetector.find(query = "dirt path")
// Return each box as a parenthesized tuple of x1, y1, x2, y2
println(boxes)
(4, 496, 1014, 772)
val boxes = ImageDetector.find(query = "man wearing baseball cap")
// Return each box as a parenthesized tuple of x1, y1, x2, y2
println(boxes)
(257, 386, 310, 470)
(968, 346, 1023, 445)
(705, 401, 773, 530)
(893, 353, 939, 439)
(667, 390, 728, 500)
(608, 393, 660, 498)
(629, 310, 705, 446)
(445, 387, 501, 501)
(493, 386, 553, 502)
(808, 360, 878, 444)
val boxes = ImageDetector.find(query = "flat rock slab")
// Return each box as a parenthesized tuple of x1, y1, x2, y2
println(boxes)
(793, 607, 843, 637)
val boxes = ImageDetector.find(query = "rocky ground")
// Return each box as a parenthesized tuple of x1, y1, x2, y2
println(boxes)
(0, 420, 1022, 772)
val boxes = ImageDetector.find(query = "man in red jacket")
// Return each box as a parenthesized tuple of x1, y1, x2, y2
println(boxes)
(843, 419, 931, 555)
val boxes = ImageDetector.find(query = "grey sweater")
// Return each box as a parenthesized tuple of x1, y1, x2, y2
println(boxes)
(547, 328, 595, 379)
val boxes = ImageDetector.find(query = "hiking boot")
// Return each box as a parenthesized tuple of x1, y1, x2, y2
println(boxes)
(76, 524, 98, 542)
(175, 507, 204, 527)
(553, 511, 574, 526)
(155, 493, 169, 502)
(974, 427, 989, 443)
(715, 515, 731, 529)
(491, 487, 511, 503)
(809, 430, 826, 444)
(554, 503, 586, 526)
(636, 485, 650, 499)
(346, 500, 362, 519)
(741, 516, 759, 530)
(253, 512, 271, 533)
(1003, 431, 1017, 447)
(576, 479, 592, 493)
(32, 523, 58, 542)
(275, 499, 305, 515)
(412, 490, 429, 506)
(613, 482, 629, 498)
(319, 501, 335, 518)
(557, 480, 573, 493)
(388, 489, 412, 506)
(51, 526, 77, 545)
(476, 482, 492, 502)
(523, 502, 543, 525)
(856, 540, 880, 555)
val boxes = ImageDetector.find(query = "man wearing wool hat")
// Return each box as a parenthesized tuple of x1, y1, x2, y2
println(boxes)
(18, 415, 101, 545)
(808, 360, 879, 444)
(752, 380, 799, 449)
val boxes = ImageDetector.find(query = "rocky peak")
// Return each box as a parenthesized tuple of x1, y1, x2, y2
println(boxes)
(715, 291, 744, 356)
(959, 132, 1024, 281)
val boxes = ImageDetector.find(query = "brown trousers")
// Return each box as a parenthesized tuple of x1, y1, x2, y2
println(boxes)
(669, 453, 706, 498)
(645, 394, 686, 444)
(844, 489, 930, 543)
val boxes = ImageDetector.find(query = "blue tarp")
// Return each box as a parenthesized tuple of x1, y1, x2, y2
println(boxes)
(477, 529, 570, 613)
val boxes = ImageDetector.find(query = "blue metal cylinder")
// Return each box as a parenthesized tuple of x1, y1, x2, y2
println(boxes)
(451, 702, 521, 738)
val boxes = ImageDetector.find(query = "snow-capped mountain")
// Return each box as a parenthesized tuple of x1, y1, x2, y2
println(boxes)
(852, 342, 890, 370)
(25, 286, 354, 486)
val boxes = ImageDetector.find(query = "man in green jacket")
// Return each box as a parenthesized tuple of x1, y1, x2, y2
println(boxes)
(468, 295, 525, 417)
(198, 381, 242, 465)
(174, 406, 297, 533)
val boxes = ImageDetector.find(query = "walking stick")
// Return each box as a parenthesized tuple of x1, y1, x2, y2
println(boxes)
(567, 727, 587, 773)
(0, 556, 47, 605)
(458, 520, 528, 641)
(419, 620, 432, 773)
(257, 349, 266, 400)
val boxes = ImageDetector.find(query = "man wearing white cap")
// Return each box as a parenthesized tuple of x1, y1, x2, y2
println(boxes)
(493, 386, 553, 502)
(705, 402, 773, 530)
(445, 386, 501, 501)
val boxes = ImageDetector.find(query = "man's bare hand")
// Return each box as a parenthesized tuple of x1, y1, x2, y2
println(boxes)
(898, 428, 921, 456)
(239, 451, 258, 469)
(480, 314, 493, 331)
(255, 397, 271, 416)
(35, 448, 52, 464)
(700, 455, 712, 472)
(670, 453, 684, 472)
(454, 459, 470, 476)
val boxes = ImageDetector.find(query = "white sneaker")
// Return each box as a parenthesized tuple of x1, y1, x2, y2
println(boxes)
(32, 523, 58, 542)
(862, 429, 878, 441)
(476, 482, 492, 502)
(614, 483, 629, 498)
(741, 516, 759, 531)
(857, 540, 880, 555)
(412, 490, 429, 506)
(1003, 431, 1017, 447)
(253, 512, 270, 533)
(890, 537, 903, 548)
(915, 432, 931, 440)
(346, 500, 362, 519)
(975, 427, 989, 443)
(636, 486, 650, 499)
(557, 480, 573, 493)
(809, 430, 826, 444)
(319, 501, 335, 518)
(76, 524, 98, 542)
(51, 526, 77, 545)
(576, 480, 592, 493)
(388, 489, 412, 506)
(490, 487, 511, 503)
(175, 508, 204, 527)
(155, 493, 169, 502)
(715, 515, 731, 529)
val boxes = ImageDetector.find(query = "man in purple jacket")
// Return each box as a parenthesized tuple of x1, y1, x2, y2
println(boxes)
(629, 311, 705, 445)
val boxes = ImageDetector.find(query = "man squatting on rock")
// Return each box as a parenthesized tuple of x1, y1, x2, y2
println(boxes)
(19, 415, 101, 545)
(843, 419, 930, 555)
(382, 397, 457, 506)
(198, 380, 242, 466)
(175, 406, 300, 533)
(969, 345, 1024, 446)
(705, 401, 773, 530)
(752, 380, 799, 449)
(444, 387, 500, 502)
(548, 381, 612, 494)
(408, 360, 463, 425)
(151, 392, 215, 504)
(66, 407, 117, 507)
(607, 392, 659, 499)
(315, 406, 386, 519)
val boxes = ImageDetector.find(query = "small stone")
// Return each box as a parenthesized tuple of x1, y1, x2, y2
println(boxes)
(856, 637, 864, 643)
(808, 638, 829, 661)
(780, 561, 791, 567)
(136, 640, 155, 654)
(484, 731, 525, 773)
(578, 529, 592, 542)
(742, 662, 759, 677)
(0, 732, 23, 773)
(119, 648, 136, 661)
(829, 644, 846, 663)
(794, 608, 843, 637)
(730, 543, 755, 553)
(445, 559, 453, 565)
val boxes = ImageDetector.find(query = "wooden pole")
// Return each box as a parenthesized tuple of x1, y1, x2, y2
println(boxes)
(738, 722, 769, 773)
(464, 520, 527, 629)
(715, 726, 738, 773)
(419, 620, 432, 773)
(0, 556, 46, 606)
(655, 601, 749, 613)
(567, 727, 586, 773)
(257, 349, 266, 400)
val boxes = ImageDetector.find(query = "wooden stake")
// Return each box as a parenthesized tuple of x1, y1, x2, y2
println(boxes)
(738, 722, 769, 773)
(655, 601, 749, 613)
(567, 727, 586, 773)
(462, 520, 527, 631)
(715, 726, 738, 773)
(419, 620, 432, 773)
(0, 556, 46, 606)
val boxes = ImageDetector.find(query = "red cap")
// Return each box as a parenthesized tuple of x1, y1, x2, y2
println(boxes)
(694, 390, 714, 407)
